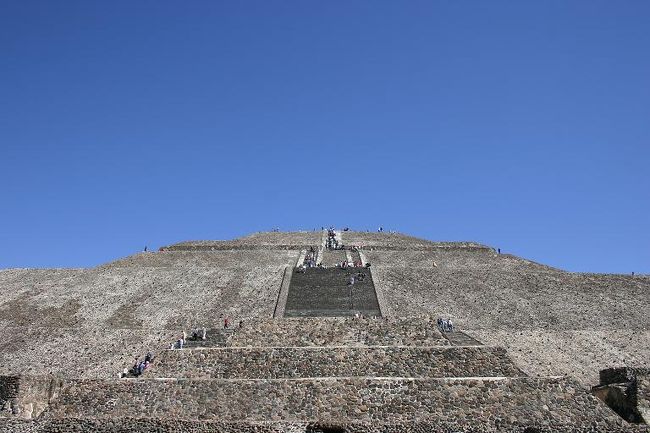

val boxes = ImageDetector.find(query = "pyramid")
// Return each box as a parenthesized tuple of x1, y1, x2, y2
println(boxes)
(1, 230, 648, 432)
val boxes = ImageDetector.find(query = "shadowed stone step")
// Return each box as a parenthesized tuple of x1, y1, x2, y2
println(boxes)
(441, 330, 483, 346)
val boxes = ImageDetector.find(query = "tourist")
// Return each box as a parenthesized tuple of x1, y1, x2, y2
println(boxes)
(349, 275, 355, 286)
(145, 352, 154, 363)
(201, 327, 207, 340)
(224, 317, 230, 329)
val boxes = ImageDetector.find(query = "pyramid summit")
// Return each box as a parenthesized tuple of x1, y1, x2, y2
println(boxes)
(1, 230, 648, 432)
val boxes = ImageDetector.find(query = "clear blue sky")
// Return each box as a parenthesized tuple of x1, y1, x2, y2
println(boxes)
(1, 1, 648, 273)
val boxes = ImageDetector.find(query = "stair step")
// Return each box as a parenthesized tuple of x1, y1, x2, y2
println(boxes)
(146, 346, 522, 379)
(45, 376, 627, 431)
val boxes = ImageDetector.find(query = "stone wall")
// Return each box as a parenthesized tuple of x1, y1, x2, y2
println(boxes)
(341, 232, 487, 250)
(0, 419, 38, 433)
(44, 377, 626, 430)
(593, 367, 650, 424)
(103, 250, 299, 268)
(3, 418, 647, 433)
(148, 346, 522, 379)
(599, 367, 650, 386)
(0, 376, 62, 419)
(228, 318, 449, 347)
(163, 231, 323, 250)
(639, 374, 650, 424)
(0, 376, 19, 414)
(363, 249, 555, 271)
(373, 268, 650, 331)
(470, 329, 650, 388)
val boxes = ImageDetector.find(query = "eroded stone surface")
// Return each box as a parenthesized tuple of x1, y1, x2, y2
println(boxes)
(1, 230, 648, 431)
(41, 377, 626, 428)
(147, 346, 522, 379)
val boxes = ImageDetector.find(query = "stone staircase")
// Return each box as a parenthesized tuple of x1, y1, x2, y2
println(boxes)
(319, 249, 347, 267)
(285, 267, 381, 318)
(0, 317, 638, 432)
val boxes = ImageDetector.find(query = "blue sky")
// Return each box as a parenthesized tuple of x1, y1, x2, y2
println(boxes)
(1, 1, 648, 273)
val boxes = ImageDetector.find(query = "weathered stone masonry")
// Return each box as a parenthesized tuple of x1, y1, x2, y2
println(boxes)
(1, 231, 649, 432)
(148, 346, 523, 379)
(44, 377, 625, 429)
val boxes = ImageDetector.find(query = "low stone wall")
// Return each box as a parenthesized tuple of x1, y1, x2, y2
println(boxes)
(45, 377, 626, 430)
(595, 367, 650, 424)
(0, 376, 19, 415)
(229, 318, 449, 347)
(162, 245, 311, 252)
(0, 419, 38, 433)
(599, 367, 650, 386)
(2, 418, 646, 433)
(639, 374, 650, 423)
(149, 346, 522, 379)
(0, 376, 62, 419)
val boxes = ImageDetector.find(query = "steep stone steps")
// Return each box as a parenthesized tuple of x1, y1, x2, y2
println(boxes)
(43, 376, 628, 431)
(319, 249, 347, 267)
(441, 330, 483, 346)
(285, 267, 381, 317)
(349, 249, 362, 265)
(146, 346, 523, 379)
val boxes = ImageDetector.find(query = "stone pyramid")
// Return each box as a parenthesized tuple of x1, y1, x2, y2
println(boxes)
(1, 230, 648, 432)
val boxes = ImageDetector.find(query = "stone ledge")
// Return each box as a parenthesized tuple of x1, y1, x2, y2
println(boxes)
(147, 346, 522, 379)
(4, 418, 647, 433)
(44, 376, 626, 429)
